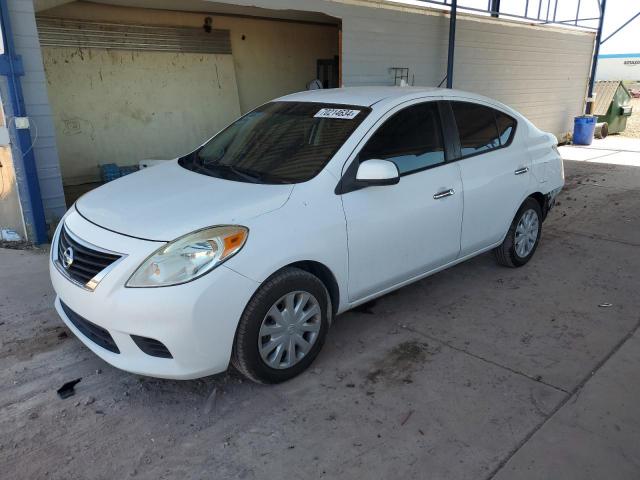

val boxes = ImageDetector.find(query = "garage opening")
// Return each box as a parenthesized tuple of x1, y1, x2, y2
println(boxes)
(34, 1, 341, 203)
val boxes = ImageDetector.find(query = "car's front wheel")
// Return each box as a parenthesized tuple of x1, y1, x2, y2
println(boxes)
(494, 197, 542, 268)
(231, 268, 330, 383)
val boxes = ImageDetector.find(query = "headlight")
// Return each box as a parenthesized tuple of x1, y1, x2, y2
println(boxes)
(126, 226, 248, 287)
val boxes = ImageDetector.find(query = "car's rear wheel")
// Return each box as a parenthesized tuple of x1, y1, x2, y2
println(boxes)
(231, 268, 330, 383)
(494, 197, 542, 268)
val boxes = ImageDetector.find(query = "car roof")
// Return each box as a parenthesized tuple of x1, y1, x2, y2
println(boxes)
(275, 86, 497, 108)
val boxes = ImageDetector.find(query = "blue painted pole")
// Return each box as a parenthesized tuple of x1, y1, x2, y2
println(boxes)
(0, 0, 48, 243)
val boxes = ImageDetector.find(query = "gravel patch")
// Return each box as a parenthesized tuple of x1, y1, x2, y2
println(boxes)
(621, 98, 640, 139)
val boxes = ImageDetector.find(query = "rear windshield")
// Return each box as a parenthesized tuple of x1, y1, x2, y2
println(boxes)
(179, 102, 370, 184)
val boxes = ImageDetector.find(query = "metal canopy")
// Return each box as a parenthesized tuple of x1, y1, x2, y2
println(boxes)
(415, 0, 601, 31)
(423, 0, 605, 109)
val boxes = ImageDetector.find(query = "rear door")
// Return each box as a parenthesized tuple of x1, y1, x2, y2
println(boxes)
(444, 100, 530, 256)
(341, 100, 463, 302)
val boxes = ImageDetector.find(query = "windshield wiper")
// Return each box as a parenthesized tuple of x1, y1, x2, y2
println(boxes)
(225, 165, 263, 183)
(193, 159, 289, 185)
(197, 163, 261, 183)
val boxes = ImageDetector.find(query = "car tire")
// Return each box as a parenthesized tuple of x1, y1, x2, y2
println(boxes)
(231, 267, 331, 384)
(494, 197, 543, 268)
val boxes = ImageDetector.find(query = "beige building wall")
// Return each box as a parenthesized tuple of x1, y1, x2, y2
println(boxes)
(453, 17, 594, 139)
(42, 49, 242, 184)
(217, 0, 596, 139)
(37, 0, 595, 186)
(338, 0, 594, 138)
(38, 2, 340, 184)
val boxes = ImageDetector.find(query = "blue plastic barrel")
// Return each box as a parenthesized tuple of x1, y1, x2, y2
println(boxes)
(573, 115, 596, 145)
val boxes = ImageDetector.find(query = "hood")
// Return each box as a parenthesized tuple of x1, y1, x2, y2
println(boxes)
(76, 161, 293, 241)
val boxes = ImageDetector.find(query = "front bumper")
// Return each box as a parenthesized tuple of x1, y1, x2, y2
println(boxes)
(50, 209, 260, 379)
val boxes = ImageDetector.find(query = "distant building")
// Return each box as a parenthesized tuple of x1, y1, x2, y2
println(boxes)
(597, 54, 640, 81)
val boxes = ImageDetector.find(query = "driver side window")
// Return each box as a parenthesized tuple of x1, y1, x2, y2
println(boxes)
(359, 102, 445, 175)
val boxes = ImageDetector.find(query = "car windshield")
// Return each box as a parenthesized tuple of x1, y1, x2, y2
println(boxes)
(179, 101, 370, 184)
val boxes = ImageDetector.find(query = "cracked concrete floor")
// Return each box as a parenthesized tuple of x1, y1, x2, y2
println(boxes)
(1, 156, 639, 480)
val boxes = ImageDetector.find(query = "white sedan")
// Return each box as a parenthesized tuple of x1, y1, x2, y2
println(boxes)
(50, 87, 563, 383)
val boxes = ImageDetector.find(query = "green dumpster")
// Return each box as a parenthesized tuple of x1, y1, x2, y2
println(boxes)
(593, 81, 633, 134)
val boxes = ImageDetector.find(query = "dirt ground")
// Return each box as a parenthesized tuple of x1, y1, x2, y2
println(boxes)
(1, 156, 640, 480)
(621, 98, 640, 139)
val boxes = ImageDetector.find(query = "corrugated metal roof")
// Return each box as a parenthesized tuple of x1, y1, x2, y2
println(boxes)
(593, 81, 621, 116)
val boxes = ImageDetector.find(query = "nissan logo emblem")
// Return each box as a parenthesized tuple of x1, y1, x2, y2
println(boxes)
(62, 247, 74, 269)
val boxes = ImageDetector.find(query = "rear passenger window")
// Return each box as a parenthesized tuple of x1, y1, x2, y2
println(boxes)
(359, 102, 445, 175)
(451, 102, 500, 157)
(495, 111, 516, 146)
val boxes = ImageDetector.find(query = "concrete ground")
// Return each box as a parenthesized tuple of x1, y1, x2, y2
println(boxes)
(559, 134, 640, 167)
(1, 143, 639, 479)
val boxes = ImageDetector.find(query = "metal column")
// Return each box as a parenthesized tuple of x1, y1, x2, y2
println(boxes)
(585, 0, 607, 115)
(446, 0, 457, 89)
(490, 0, 501, 18)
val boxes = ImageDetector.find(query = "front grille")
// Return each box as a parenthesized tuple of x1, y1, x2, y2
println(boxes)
(60, 301, 120, 354)
(131, 335, 173, 359)
(57, 225, 121, 286)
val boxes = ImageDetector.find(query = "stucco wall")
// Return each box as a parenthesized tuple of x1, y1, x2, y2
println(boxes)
(43, 49, 242, 184)
(453, 17, 595, 138)
(36, 0, 594, 187)
(39, 2, 340, 115)
(38, 2, 340, 184)
(346, 0, 595, 137)
(215, 0, 596, 139)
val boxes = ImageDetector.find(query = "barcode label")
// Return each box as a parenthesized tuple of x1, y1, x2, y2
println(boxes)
(314, 108, 361, 120)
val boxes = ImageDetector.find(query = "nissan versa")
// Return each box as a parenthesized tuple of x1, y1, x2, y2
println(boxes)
(50, 87, 564, 383)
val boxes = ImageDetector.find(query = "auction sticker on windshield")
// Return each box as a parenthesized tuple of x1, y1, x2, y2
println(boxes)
(314, 108, 361, 120)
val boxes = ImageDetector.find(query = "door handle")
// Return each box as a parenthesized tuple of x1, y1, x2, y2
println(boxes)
(514, 167, 529, 175)
(433, 188, 455, 200)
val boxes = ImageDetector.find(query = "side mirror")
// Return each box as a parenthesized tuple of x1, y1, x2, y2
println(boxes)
(355, 159, 400, 186)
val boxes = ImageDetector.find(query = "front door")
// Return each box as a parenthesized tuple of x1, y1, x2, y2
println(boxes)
(341, 101, 463, 302)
